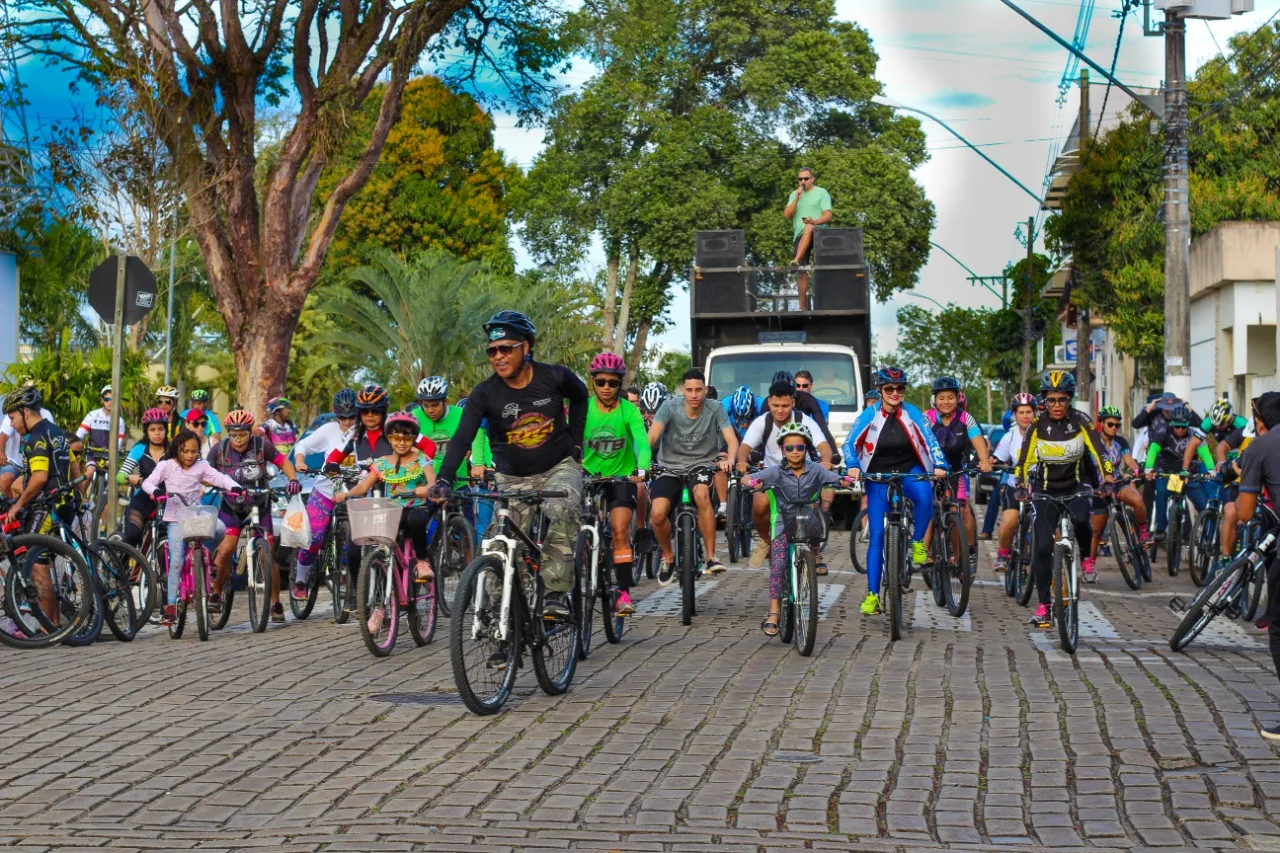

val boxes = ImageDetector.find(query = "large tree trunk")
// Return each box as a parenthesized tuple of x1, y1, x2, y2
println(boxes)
(626, 316, 652, 387)
(228, 286, 305, 418)
(615, 249, 638, 356)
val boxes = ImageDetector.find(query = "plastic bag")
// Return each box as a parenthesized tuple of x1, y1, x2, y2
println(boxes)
(280, 493, 311, 548)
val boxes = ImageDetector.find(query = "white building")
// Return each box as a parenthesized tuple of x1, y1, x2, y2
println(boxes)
(1188, 221, 1280, 414)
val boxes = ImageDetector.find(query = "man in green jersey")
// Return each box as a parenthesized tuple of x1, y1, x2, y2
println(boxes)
(584, 353, 651, 615)
(414, 376, 492, 523)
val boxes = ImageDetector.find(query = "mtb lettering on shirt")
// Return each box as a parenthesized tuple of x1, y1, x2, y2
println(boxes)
(584, 397, 651, 478)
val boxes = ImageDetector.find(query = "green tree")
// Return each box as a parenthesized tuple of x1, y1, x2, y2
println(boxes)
(2, 345, 150, 432)
(1046, 21, 1280, 383)
(8, 219, 101, 351)
(520, 0, 934, 366)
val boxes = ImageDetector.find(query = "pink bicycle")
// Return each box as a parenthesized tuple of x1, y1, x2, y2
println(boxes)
(347, 497, 437, 657)
(162, 496, 220, 641)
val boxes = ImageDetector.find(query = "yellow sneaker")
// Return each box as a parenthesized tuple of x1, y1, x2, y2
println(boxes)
(860, 592, 880, 615)
(911, 541, 928, 566)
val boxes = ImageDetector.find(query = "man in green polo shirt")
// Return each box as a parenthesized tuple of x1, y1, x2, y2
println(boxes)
(784, 166, 832, 311)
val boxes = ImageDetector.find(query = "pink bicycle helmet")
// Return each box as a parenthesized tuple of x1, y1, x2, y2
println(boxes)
(385, 410, 421, 436)
(1011, 392, 1036, 409)
(589, 352, 627, 375)
(141, 407, 169, 426)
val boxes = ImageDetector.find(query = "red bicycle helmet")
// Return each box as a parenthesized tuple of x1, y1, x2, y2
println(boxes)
(589, 352, 627, 375)
(141, 407, 169, 426)
(224, 408, 255, 429)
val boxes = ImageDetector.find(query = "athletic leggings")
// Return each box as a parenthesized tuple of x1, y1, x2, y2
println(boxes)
(1031, 493, 1093, 606)
(121, 491, 157, 548)
(864, 465, 933, 596)
(768, 533, 822, 600)
(293, 490, 336, 585)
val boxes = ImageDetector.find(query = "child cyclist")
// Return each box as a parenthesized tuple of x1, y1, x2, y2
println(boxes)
(336, 411, 438, 634)
(118, 407, 171, 549)
(141, 429, 244, 625)
(583, 352, 651, 616)
(743, 422, 855, 635)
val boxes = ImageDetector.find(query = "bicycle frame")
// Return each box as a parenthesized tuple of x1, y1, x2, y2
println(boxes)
(473, 501, 546, 643)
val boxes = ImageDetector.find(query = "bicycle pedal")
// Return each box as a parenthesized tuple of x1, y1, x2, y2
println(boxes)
(1168, 596, 1187, 613)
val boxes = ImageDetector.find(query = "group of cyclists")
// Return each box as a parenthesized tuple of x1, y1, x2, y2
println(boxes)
(2, 305, 1276, 653)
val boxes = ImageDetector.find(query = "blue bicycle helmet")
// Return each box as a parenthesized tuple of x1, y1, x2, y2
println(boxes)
(1002, 410, 1015, 430)
(932, 375, 961, 394)
(875, 366, 908, 387)
(864, 388, 880, 402)
(1039, 370, 1076, 396)
(332, 388, 358, 418)
(729, 385, 756, 420)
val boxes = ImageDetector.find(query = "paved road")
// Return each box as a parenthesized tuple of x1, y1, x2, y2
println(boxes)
(3, 534, 1280, 852)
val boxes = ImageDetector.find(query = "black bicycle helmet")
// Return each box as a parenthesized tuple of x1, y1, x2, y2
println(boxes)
(1039, 370, 1076, 396)
(1168, 405, 1192, 427)
(771, 369, 795, 390)
(3, 386, 42, 414)
(332, 388, 358, 418)
(932, 375, 961, 393)
(483, 310, 536, 344)
(355, 384, 390, 412)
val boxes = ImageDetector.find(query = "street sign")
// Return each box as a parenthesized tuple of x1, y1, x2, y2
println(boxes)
(88, 255, 157, 326)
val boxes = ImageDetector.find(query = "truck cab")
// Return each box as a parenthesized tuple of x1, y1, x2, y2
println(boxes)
(705, 343, 864, 450)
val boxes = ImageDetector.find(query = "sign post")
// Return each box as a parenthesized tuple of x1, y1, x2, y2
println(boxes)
(88, 254, 157, 536)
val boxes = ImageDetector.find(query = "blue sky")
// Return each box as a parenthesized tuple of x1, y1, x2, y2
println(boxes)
(493, 0, 1280, 357)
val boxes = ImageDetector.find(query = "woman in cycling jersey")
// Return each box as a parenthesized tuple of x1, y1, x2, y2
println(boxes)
(1087, 405, 1148, 582)
(843, 367, 948, 616)
(288, 389, 359, 601)
(582, 353, 651, 616)
(1014, 371, 1110, 627)
(992, 393, 1037, 573)
(924, 376, 993, 572)
(119, 408, 171, 549)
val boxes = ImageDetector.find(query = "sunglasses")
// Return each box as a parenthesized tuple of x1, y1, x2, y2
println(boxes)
(101, 395, 112, 402)
(881, 385, 905, 395)
(795, 382, 811, 390)
(594, 378, 621, 389)
(1045, 397, 1070, 405)
(192, 419, 208, 427)
(782, 443, 807, 452)
(486, 343, 522, 358)
(1102, 421, 1120, 429)
(798, 176, 812, 181)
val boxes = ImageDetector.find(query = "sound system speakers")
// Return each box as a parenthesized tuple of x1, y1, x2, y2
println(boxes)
(813, 227, 867, 311)
(695, 230, 746, 314)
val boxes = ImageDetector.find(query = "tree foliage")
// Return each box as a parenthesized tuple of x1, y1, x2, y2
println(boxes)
(6, 218, 101, 351)
(319, 76, 522, 272)
(1046, 21, 1280, 383)
(2, 345, 150, 432)
(519, 0, 934, 365)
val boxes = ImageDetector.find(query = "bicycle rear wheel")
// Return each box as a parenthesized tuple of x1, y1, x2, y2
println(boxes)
(194, 548, 210, 642)
(1171, 557, 1245, 651)
(885, 523, 904, 641)
(247, 536, 272, 633)
(850, 508, 868, 574)
(357, 548, 398, 657)
(93, 541, 142, 641)
(328, 517, 352, 624)
(1052, 543, 1078, 654)
(678, 512, 696, 626)
(290, 563, 321, 620)
(794, 546, 818, 656)
(942, 511, 971, 618)
(407, 555, 437, 647)
(1188, 510, 1216, 588)
(450, 555, 519, 715)
(576, 530, 595, 660)
(1244, 558, 1266, 623)
(533, 572, 580, 696)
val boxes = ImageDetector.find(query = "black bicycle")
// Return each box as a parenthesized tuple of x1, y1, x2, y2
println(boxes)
(926, 469, 974, 618)
(1099, 477, 1149, 590)
(449, 489, 581, 715)
(1188, 476, 1225, 588)
(1032, 488, 1092, 654)
(859, 472, 934, 641)
(725, 472, 755, 564)
(651, 466, 715, 626)
(430, 479, 480, 618)
(1149, 472, 1197, 575)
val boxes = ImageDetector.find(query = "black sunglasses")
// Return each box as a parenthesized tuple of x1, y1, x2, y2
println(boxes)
(594, 378, 621, 389)
(782, 443, 807, 452)
(486, 343, 522, 358)
(1102, 420, 1120, 429)
(881, 385, 905, 394)
(1045, 397, 1070, 405)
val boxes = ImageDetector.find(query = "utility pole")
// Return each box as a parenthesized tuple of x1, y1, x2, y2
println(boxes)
(1075, 69, 1093, 415)
(1162, 10, 1191, 400)
(1019, 217, 1035, 392)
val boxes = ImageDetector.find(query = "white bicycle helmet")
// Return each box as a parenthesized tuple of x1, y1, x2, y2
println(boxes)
(417, 376, 449, 401)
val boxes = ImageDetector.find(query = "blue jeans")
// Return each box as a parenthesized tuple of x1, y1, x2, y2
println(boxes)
(1154, 477, 1208, 532)
(865, 466, 933, 595)
(982, 482, 1003, 536)
(166, 521, 186, 605)
(471, 485, 494, 537)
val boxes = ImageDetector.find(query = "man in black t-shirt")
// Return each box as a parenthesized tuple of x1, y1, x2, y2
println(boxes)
(1237, 392, 1280, 739)
(433, 311, 588, 620)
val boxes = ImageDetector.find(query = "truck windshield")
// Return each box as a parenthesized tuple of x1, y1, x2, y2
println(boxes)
(709, 353, 858, 407)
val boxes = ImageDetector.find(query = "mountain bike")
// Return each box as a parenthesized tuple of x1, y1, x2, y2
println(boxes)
(158, 495, 220, 641)
(347, 496, 437, 657)
(926, 469, 974, 618)
(1189, 477, 1224, 588)
(0, 520, 94, 650)
(1033, 488, 1092, 654)
(430, 480, 479, 618)
(577, 475, 635, 657)
(449, 488, 581, 715)
(1100, 477, 1149, 590)
(1170, 509, 1277, 651)
(1150, 472, 1197, 575)
(725, 474, 755, 564)
(211, 486, 277, 633)
(860, 472, 934, 642)
(652, 466, 714, 626)
(1006, 490, 1035, 606)
(751, 487, 822, 656)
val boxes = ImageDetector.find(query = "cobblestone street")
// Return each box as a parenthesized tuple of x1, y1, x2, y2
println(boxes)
(4, 535, 1280, 852)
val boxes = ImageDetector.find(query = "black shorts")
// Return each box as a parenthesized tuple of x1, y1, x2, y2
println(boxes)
(650, 468, 717, 508)
(1090, 496, 1108, 516)
(596, 480, 637, 512)
(793, 235, 813, 264)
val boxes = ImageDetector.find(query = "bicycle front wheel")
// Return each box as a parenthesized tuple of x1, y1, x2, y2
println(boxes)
(1244, 556, 1266, 623)
(357, 548, 398, 657)
(247, 536, 272, 633)
(407, 563, 437, 647)
(435, 513, 475, 618)
(93, 540, 144, 641)
(0, 536, 94, 649)
(1111, 507, 1142, 591)
(576, 530, 595, 661)
(1171, 556, 1245, 651)
(327, 518, 351, 624)
(726, 484, 741, 564)
(678, 511, 696, 626)
(942, 511, 972, 618)
(794, 546, 818, 656)
(1189, 510, 1217, 588)
(885, 523, 903, 642)
(290, 562, 320, 620)
(449, 556, 518, 715)
(194, 548, 210, 642)
(600, 540, 625, 645)
(1052, 543, 1078, 654)
(1015, 515, 1035, 608)
(1166, 500, 1185, 576)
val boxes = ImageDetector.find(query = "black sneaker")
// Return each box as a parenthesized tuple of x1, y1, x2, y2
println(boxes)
(658, 557, 676, 586)
(542, 592, 571, 620)
(1261, 723, 1280, 741)
(705, 558, 726, 575)
(271, 602, 286, 623)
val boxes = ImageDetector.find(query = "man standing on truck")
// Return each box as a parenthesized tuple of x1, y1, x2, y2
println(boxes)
(784, 167, 832, 312)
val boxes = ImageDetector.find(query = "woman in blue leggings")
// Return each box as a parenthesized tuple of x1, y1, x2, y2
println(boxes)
(843, 367, 949, 615)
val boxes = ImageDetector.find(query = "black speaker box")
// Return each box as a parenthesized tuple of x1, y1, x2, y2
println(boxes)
(813, 227, 864, 266)
(695, 230, 745, 267)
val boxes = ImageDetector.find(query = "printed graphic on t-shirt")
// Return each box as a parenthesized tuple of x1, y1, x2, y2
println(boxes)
(508, 412, 556, 449)
(587, 423, 626, 459)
